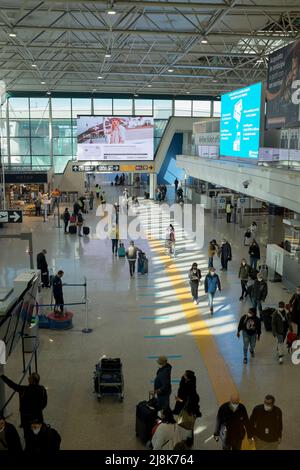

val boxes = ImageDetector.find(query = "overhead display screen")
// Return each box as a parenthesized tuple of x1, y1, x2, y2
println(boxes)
(220, 82, 262, 160)
(77, 116, 154, 161)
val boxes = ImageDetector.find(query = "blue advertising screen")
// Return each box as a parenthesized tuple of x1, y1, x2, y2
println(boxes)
(220, 82, 262, 160)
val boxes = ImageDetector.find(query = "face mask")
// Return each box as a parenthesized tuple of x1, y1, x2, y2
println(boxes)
(264, 405, 272, 412)
(258, 279, 263, 282)
(230, 403, 239, 411)
(247, 313, 253, 317)
(210, 272, 215, 276)
(33, 428, 41, 435)
(242, 263, 246, 266)
(278, 308, 284, 312)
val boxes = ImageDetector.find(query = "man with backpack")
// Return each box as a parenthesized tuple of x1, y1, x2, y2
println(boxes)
(272, 301, 290, 364)
(25, 418, 61, 453)
(237, 308, 261, 364)
(126, 241, 141, 277)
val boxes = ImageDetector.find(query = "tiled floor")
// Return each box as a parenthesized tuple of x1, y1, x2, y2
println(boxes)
(0, 184, 298, 450)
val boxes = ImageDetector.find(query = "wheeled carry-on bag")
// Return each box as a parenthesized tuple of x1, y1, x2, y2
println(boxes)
(142, 257, 148, 274)
(69, 225, 77, 235)
(136, 396, 158, 444)
(118, 243, 126, 257)
(83, 226, 90, 236)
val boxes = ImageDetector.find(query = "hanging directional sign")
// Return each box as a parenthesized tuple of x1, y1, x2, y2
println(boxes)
(0, 210, 23, 223)
(72, 164, 96, 172)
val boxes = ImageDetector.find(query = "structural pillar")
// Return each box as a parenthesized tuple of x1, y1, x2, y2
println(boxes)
(149, 173, 157, 199)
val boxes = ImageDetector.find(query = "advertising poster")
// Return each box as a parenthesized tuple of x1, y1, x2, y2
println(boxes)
(77, 116, 154, 161)
(220, 82, 262, 160)
(266, 39, 300, 129)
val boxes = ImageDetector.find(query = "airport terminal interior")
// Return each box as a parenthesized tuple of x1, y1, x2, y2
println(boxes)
(1, 0, 300, 453)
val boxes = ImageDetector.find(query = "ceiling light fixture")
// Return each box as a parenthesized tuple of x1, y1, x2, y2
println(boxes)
(201, 39, 208, 44)
(105, 51, 111, 58)
(97, 76, 103, 79)
(186, 91, 190, 94)
(31, 63, 37, 67)
(212, 79, 218, 83)
(168, 68, 174, 72)
(134, 93, 139, 97)
(147, 84, 152, 87)
(9, 32, 16, 37)
(107, 0, 116, 14)
(46, 91, 51, 95)
(41, 81, 46, 84)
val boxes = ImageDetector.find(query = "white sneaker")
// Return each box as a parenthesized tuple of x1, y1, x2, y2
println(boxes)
(193, 300, 197, 305)
(279, 357, 283, 364)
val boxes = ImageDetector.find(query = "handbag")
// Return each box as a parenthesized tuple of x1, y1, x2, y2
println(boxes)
(177, 408, 196, 431)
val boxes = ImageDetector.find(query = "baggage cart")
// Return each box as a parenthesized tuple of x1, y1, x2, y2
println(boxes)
(93, 357, 124, 401)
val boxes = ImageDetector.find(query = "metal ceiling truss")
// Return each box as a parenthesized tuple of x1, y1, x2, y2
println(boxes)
(0, 0, 299, 95)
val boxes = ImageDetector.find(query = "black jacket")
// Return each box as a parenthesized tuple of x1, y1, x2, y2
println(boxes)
(25, 424, 61, 453)
(188, 268, 201, 283)
(63, 211, 70, 223)
(1, 375, 47, 426)
(36, 252, 48, 272)
(52, 275, 63, 298)
(250, 279, 268, 301)
(214, 402, 252, 442)
(289, 293, 300, 325)
(0, 421, 23, 452)
(272, 309, 290, 337)
(250, 405, 282, 442)
(238, 314, 261, 337)
(221, 242, 232, 262)
(154, 363, 172, 397)
(174, 377, 201, 417)
(249, 244, 260, 259)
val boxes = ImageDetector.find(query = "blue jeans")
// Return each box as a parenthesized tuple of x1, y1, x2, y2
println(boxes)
(208, 257, 214, 268)
(242, 331, 257, 358)
(252, 298, 263, 317)
(250, 256, 258, 270)
(208, 292, 215, 308)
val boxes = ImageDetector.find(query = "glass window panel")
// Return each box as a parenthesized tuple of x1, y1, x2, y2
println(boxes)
(11, 155, 30, 166)
(51, 98, 71, 119)
(9, 120, 30, 137)
(29, 98, 49, 119)
(31, 119, 49, 137)
(53, 137, 72, 156)
(52, 120, 72, 138)
(54, 155, 71, 173)
(31, 155, 51, 167)
(72, 137, 77, 158)
(134, 99, 153, 116)
(174, 100, 192, 117)
(93, 98, 113, 115)
(154, 100, 172, 119)
(72, 98, 91, 118)
(113, 99, 133, 115)
(9, 97, 29, 119)
(31, 138, 50, 155)
(9, 137, 30, 155)
(213, 101, 221, 117)
(193, 100, 211, 117)
(0, 137, 8, 155)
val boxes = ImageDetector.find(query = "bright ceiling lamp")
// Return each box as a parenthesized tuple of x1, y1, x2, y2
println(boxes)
(147, 84, 152, 87)
(41, 81, 45, 84)
(201, 39, 208, 44)
(107, 1, 116, 15)
(168, 68, 174, 72)
(31, 63, 37, 67)
(97, 76, 103, 79)
(105, 50, 111, 58)
(46, 91, 51, 95)
(9, 32, 16, 37)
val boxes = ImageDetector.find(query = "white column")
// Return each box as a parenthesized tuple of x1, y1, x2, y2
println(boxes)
(149, 173, 157, 199)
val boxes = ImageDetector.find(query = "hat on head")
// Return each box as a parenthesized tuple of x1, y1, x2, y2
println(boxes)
(157, 355, 168, 366)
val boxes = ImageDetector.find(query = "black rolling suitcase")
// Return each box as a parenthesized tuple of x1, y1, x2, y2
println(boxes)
(83, 226, 90, 236)
(261, 308, 275, 332)
(69, 225, 77, 234)
(136, 396, 158, 444)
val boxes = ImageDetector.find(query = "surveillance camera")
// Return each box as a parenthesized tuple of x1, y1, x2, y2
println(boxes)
(242, 180, 250, 189)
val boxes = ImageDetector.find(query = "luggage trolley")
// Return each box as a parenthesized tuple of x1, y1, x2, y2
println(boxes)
(94, 357, 124, 401)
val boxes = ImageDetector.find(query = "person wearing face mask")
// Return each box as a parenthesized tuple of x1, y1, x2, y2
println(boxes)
(220, 239, 232, 271)
(188, 263, 202, 305)
(237, 308, 261, 364)
(25, 419, 61, 454)
(248, 239, 261, 271)
(248, 273, 268, 318)
(289, 286, 300, 335)
(173, 370, 201, 418)
(204, 267, 221, 315)
(214, 393, 253, 450)
(0, 414, 22, 452)
(154, 356, 172, 411)
(250, 395, 282, 450)
(272, 301, 290, 364)
(238, 259, 250, 301)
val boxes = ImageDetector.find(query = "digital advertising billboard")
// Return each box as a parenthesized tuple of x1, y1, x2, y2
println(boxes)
(266, 39, 300, 129)
(220, 82, 262, 161)
(77, 116, 154, 161)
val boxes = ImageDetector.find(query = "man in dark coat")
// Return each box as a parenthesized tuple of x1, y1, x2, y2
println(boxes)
(289, 286, 300, 335)
(250, 395, 282, 450)
(36, 249, 49, 288)
(220, 239, 232, 271)
(0, 373, 47, 440)
(214, 393, 253, 450)
(154, 356, 172, 411)
(52, 270, 64, 315)
(25, 418, 61, 454)
(249, 273, 268, 317)
(0, 415, 23, 451)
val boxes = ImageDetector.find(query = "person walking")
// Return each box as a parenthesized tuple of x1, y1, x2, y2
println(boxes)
(214, 393, 253, 450)
(110, 224, 119, 257)
(165, 224, 175, 256)
(237, 308, 261, 364)
(249, 239, 261, 271)
(204, 267, 221, 315)
(174, 178, 179, 194)
(173, 370, 201, 418)
(73, 200, 80, 216)
(272, 301, 290, 364)
(89, 191, 94, 211)
(25, 418, 61, 454)
(126, 241, 141, 277)
(0, 414, 23, 451)
(226, 201, 233, 223)
(76, 210, 84, 237)
(36, 249, 49, 288)
(95, 184, 100, 200)
(249, 221, 257, 239)
(249, 273, 268, 318)
(238, 258, 251, 301)
(52, 270, 64, 316)
(188, 263, 202, 305)
(0, 373, 47, 440)
(208, 239, 219, 268)
(154, 356, 172, 411)
(220, 239, 232, 271)
(250, 395, 283, 450)
(289, 286, 300, 335)
(63, 208, 70, 234)
(35, 198, 41, 217)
